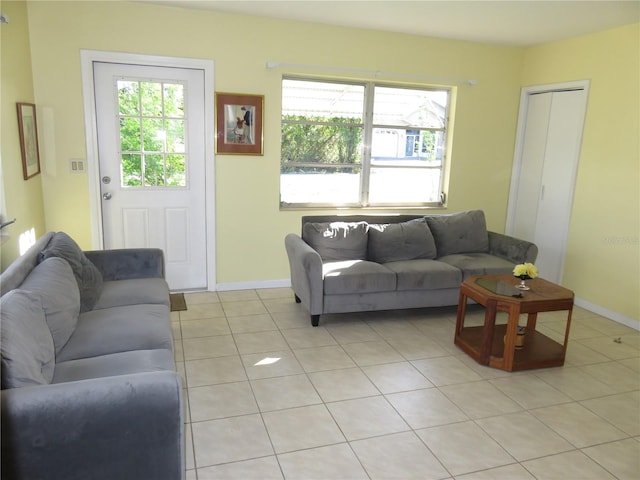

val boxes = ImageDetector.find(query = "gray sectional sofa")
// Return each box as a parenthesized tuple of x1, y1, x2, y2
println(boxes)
(285, 210, 538, 326)
(0, 232, 183, 480)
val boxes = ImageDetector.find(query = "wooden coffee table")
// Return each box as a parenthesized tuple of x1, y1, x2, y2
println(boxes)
(455, 274, 574, 371)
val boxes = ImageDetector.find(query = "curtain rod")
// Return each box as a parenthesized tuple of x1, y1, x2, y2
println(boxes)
(266, 61, 477, 86)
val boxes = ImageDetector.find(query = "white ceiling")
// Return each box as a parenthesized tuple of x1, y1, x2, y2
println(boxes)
(143, 0, 640, 46)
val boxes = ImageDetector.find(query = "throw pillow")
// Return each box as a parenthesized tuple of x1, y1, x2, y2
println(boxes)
(1, 289, 56, 389)
(39, 231, 103, 312)
(368, 218, 437, 263)
(21, 257, 81, 354)
(426, 210, 489, 257)
(302, 221, 369, 262)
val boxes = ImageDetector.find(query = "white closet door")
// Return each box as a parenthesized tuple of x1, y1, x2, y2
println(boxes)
(509, 87, 588, 284)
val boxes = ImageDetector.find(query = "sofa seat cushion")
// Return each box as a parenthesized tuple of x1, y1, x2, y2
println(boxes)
(1, 290, 56, 388)
(39, 232, 104, 312)
(427, 210, 489, 257)
(384, 259, 462, 291)
(56, 304, 172, 362)
(20, 257, 81, 355)
(323, 260, 396, 294)
(303, 221, 369, 261)
(438, 253, 515, 279)
(52, 349, 175, 383)
(93, 278, 170, 310)
(368, 218, 437, 263)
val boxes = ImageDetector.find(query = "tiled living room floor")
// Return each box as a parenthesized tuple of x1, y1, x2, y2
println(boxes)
(172, 288, 640, 480)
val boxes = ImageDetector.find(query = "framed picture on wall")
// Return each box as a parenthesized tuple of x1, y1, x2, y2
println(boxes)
(16, 102, 42, 180)
(215, 92, 264, 155)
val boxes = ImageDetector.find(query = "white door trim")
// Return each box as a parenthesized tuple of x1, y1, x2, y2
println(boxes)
(80, 50, 217, 291)
(506, 80, 590, 235)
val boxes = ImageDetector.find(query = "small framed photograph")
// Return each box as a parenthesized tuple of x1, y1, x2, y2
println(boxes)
(16, 102, 41, 180)
(215, 92, 264, 155)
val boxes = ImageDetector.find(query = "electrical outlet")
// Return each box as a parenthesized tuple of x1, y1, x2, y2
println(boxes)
(69, 159, 86, 174)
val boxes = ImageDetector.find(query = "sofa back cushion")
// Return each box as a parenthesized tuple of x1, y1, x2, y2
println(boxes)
(21, 257, 81, 354)
(1, 289, 56, 388)
(426, 210, 489, 257)
(302, 222, 369, 262)
(39, 232, 103, 312)
(368, 218, 437, 263)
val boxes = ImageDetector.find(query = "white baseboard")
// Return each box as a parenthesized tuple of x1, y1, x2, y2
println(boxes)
(215, 279, 291, 292)
(575, 297, 639, 331)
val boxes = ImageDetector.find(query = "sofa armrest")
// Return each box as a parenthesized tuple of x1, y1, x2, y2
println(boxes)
(1, 371, 184, 480)
(84, 248, 165, 281)
(285, 233, 324, 315)
(488, 231, 538, 264)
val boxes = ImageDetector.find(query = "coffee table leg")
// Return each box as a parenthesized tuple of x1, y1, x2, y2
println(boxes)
(526, 312, 538, 331)
(479, 299, 497, 365)
(455, 290, 468, 336)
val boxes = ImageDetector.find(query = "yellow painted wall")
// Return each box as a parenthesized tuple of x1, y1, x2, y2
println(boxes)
(0, 0, 46, 271)
(522, 23, 640, 320)
(24, 0, 523, 284)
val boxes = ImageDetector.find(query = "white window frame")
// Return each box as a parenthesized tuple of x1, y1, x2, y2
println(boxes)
(280, 76, 452, 209)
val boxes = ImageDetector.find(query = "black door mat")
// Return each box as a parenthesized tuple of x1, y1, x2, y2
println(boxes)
(170, 293, 187, 312)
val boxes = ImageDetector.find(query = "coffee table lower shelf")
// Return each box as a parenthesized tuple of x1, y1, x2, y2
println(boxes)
(455, 324, 565, 371)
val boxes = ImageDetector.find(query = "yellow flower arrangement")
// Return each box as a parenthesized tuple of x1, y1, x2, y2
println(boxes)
(513, 262, 538, 279)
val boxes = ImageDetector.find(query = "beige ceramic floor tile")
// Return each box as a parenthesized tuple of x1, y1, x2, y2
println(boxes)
(179, 302, 225, 321)
(270, 310, 311, 330)
(251, 374, 322, 411)
(326, 395, 409, 440)
(386, 388, 468, 429)
(582, 438, 640, 480)
(385, 334, 449, 360)
(256, 287, 292, 300)
(455, 463, 535, 479)
(366, 318, 425, 340)
(341, 340, 405, 366)
(180, 317, 230, 338)
(188, 381, 258, 422)
(222, 299, 269, 317)
(578, 361, 640, 393)
(277, 443, 369, 480)
(350, 431, 450, 479)
(564, 342, 611, 366)
(217, 290, 260, 302)
(521, 450, 616, 480)
(191, 414, 273, 467)
(280, 326, 337, 349)
(234, 330, 289, 354)
(293, 345, 356, 372)
(531, 402, 627, 448)
(227, 313, 278, 334)
(417, 420, 514, 476)
(411, 355, 483, 386)
(184, 291, 220, 305)
(324, 321, 383, 345)
(185, 355, 247, 387)
(439, 380, 522, 419)
(361, 361, 434, 394)
(581, 390, 640, 436)
(475, 411, 574, 461)
(489, 373, 572, 409)
(197, 456, 284, 480)
(262, 404, 345, 454)
(241, 350, 304, 380)
(308, 367, 379, 402)
(182, 334, 238, 360)
(533, 366, 613, 401)
(577, 336, 640, 360)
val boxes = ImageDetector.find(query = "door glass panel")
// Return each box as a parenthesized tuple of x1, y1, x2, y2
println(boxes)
(117, 79, 186, 188)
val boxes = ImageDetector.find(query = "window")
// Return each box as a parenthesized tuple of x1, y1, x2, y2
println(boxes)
(280, 78, 451, 208)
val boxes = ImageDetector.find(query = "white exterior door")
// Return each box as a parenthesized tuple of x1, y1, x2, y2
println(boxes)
(94, 62, 207, 291)
(507, 84, 588, 284)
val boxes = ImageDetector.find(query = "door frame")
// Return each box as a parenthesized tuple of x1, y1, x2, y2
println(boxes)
(506, 80, 589, 282)
(80, 50, 217, 291)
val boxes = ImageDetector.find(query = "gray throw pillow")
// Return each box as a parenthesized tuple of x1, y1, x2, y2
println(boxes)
(21, 257, 81, 354)
(1, 289, 56, 389)
(39, 232, 103, 312)
(302, 221, 369, 261)
(368, 218, 437, 263)
(426, 210, 489, 257)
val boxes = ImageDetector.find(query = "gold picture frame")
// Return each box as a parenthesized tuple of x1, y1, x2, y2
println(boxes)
(17, 102, 42, 180)
(215, 93, 264, 155)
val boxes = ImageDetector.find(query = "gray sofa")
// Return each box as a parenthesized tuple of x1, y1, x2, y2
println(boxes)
(0, 232, 183, 480)
(285, 210, 538, 326)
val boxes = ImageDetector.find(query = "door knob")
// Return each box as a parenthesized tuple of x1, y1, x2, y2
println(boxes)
(102, 176, 111, 184)
(102, 192, 112, 200)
